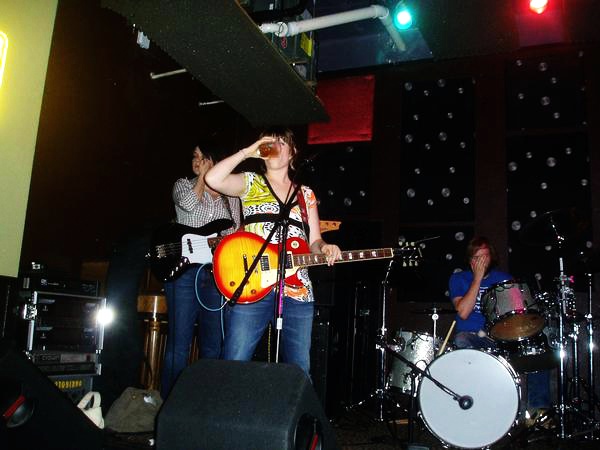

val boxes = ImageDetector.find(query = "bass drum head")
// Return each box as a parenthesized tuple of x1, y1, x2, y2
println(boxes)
(418, 349, 520, 449)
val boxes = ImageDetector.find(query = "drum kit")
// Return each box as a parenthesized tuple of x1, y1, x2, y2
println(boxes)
(353, 209, 600, 448)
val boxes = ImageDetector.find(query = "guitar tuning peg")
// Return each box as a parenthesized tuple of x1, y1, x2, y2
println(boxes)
(403, 261, 408, 267)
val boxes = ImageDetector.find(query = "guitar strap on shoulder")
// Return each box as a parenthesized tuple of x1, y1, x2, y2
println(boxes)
(295, 186, 311, 238)
(219, 194, 241, 233)
(241, 175, 310, 237)
(296, 187, 308, 225)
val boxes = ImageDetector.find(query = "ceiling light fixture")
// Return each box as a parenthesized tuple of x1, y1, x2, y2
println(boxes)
(259, 4, 406, 52)
(529, 0, 549, 14)
(392, 2, 414, 30)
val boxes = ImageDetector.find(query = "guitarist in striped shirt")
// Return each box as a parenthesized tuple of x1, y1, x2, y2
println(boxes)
(161, 143, 242, 398)
(205, 127, 341, 375)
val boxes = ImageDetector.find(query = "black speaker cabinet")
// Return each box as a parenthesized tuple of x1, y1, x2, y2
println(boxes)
(0, 340, 103, 450)
(156, 359, 339, 450)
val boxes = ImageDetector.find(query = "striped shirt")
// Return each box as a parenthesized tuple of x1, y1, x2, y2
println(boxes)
(172, 176, 241, 235)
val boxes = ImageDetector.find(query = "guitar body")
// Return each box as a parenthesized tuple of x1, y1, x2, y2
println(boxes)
(213, 231, 417, 304)
(213, 231, 309, 304)
(149, 219, 233, 282)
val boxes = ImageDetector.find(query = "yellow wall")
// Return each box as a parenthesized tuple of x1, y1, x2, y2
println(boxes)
(0, 1, 58, 277)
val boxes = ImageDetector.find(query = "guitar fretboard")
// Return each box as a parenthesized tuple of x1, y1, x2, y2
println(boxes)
(154, 236, 222, 257)
(292, 248, 395, 267)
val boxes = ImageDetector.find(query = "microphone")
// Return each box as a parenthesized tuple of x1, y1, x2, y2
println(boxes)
(458, 395, 474, 410)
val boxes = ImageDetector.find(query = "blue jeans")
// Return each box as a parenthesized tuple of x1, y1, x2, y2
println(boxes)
(222, 291, 314, 375)
(454, 331, 497, 351)
(161, 265, 225, 398)
(526, 370, 551, 409)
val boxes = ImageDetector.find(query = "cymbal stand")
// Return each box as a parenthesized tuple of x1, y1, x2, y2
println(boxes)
(555, 256, 599, 439)
(429, 307, 440, 353)
(347, 259, 403, 422)
(585, 273, 596, 432)
(556, 248, 569, 439)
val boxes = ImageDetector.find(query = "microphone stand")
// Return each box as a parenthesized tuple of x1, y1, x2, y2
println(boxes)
(227, 164, 307, 366)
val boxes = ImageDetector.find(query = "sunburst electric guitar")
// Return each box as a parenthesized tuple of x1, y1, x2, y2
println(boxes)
(149, 219, 342, 282)
(212, 231, 421, 304)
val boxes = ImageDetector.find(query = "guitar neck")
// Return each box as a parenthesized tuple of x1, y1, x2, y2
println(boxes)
(292, 248, 394, 268)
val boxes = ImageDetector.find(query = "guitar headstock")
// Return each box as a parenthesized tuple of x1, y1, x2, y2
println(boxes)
(319, 220, 341, 233)
(394, 242, 422, 267)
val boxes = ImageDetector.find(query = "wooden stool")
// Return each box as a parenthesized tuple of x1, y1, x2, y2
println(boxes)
(137, 293, 200, 391)
(138, 294, 168, 391)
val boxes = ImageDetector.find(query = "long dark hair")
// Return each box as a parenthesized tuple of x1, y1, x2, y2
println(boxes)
(193, 139, 225, 163)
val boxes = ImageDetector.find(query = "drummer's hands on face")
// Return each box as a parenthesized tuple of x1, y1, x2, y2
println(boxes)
(471, 254, 489, 280)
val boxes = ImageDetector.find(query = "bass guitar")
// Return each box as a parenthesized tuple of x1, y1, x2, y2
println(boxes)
(148, 219, 233, 282)
(212, 231, 421, 304)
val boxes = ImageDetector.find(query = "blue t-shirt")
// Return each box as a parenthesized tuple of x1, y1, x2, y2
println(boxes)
(448, 269, 512, 332)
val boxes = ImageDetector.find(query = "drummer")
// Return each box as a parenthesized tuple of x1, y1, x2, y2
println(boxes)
(448, 236, 551, 421)
(449, 236, 511, 349)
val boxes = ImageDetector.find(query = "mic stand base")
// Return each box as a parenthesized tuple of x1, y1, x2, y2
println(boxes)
(523, 404, 600, 442)
(345, 388, 405, 423)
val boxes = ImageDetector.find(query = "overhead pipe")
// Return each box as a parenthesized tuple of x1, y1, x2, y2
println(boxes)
(259, 5, 406, 52)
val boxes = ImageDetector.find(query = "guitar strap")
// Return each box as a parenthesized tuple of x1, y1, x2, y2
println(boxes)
(295, 187, 311, 239)
(296, 188, 308, 225)
(242, 176, 310, 236)
(219, 194, 242, 233)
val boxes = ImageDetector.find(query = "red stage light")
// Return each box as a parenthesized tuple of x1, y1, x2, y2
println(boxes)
(529, 0, 549, 14)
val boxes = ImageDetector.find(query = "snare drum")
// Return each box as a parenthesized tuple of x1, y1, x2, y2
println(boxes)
(499, 330, 560, 373)
(388, 330, 440, 394)
(419, 349, 521, 449)
(482, 281, 545, 341)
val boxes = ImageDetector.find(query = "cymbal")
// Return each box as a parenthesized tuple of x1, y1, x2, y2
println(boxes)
(520, 207, 590, 246)
(411, 307, 455, 315)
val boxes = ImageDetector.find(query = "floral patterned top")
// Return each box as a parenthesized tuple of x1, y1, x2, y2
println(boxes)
(241, 172, 317, 302)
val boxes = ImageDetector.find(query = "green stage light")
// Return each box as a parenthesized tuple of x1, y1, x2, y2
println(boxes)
(393, 2, 413, 30)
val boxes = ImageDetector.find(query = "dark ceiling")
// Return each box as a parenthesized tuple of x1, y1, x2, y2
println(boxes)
(101, 0, 600, 127)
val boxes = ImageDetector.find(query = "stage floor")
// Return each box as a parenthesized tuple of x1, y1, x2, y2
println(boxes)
(104, 405, 600, 450)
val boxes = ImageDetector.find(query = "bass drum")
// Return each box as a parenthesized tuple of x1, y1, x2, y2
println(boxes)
(418, 349, 521, 449)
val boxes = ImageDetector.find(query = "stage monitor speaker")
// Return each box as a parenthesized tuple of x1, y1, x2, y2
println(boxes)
(156, 359, 339, 450)
(0, 340, 103, 450)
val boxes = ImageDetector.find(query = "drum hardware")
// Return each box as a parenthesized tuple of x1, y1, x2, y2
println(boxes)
(410, 306, 454, 353)
(519, 207, 600, 440)
(585, 273, 596, 439)
(346, 259, 403, 422)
